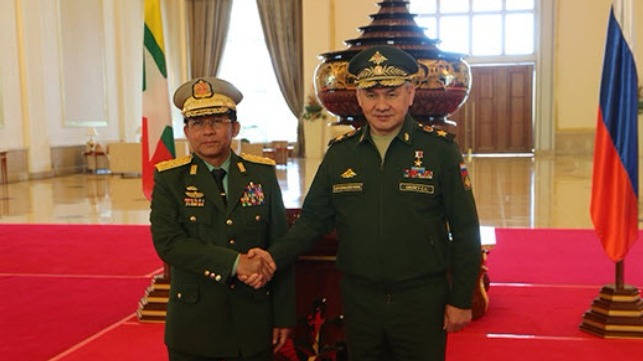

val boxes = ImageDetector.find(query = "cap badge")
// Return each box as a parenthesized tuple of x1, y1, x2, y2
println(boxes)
(370, 51, 387, 66)
(370, 51, 387, 76)
(356, 50, 412, 88)
(192, 79, 213, 99)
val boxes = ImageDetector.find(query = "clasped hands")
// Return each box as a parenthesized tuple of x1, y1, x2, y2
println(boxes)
(236, 248, 276, 289)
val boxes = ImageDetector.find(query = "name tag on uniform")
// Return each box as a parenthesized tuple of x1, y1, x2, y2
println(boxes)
(333, 183, 363, 193)
(399, 182, 434, 194)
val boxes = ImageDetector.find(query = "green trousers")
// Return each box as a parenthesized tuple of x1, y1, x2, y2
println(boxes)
(168, 347, 272, 361)
(340, 274, 449, 361)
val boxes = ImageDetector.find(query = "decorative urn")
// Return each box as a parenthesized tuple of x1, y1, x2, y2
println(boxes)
(314, 0, 471, 128)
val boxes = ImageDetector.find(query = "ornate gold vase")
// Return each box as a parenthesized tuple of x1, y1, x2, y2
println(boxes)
(314, 0, 471, 128)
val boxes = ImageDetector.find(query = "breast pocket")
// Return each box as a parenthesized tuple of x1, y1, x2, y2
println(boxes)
(398, 181, 441, 211)
(179, 207, 213, 236)
(331, 181, 366, 214)
(235, 205, 270, 249)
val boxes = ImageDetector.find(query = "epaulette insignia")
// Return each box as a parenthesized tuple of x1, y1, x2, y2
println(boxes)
(418, 123, 454, 141)
(436, 129, 456, 141)
(155, 155, 193, 172)
(240, 153, 276, 166)
(328, 129, 359, 146)
(418, 123, 435, 133)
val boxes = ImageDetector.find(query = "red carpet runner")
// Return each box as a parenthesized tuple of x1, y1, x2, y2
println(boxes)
(1, 225, 642, 360)
(0, 224, 162, 361)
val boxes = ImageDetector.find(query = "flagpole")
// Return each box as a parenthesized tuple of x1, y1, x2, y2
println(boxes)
(615, 260, 624, 290)
(138, 0, 175, 323)
(580, 1, 643, 338)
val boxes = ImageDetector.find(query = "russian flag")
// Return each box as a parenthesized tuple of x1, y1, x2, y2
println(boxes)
(590, 2, 639, 263)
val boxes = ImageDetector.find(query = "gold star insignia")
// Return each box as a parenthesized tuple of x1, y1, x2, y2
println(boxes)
(437, 130, 448, 137)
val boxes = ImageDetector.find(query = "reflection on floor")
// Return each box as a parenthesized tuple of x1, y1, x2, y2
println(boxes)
(0, 155, 600, 228)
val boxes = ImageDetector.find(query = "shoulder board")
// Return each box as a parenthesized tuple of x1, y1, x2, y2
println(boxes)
(328, 128, 360, 147)
(155, 155, 193, 172)
(240, 153, 276, 166)
(416, 123, 455, 141)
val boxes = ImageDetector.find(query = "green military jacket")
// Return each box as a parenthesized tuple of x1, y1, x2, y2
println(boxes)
(150, 152, 295, 358)
(270, 115, 481, 309)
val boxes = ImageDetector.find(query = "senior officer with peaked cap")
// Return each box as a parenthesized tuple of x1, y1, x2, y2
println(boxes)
(150, 77, 295, 361)
(256, 45, 482, 360)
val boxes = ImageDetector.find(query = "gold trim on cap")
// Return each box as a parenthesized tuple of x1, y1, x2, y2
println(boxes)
(181, 79, 237, 117)
(355, 51, 414, 89)
(183, 93, 236, 118)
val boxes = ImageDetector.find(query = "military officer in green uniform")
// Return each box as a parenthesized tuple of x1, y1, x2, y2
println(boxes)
(150, 77, 295, 361)
(258, 46, 482, 360)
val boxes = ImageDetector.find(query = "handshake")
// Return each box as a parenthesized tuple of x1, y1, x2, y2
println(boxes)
(236, 248, 277, 289)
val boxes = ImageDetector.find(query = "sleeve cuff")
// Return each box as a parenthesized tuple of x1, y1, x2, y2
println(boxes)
(231, 254, 240, 276)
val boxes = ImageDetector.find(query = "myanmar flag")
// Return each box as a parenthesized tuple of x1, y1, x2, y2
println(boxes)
(142, 0, 175, 200)
(590, 2, 639, 263)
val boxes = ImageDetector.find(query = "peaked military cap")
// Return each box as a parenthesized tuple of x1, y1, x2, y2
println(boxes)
(348, 45, 419, 89)
(173, 77, 243, 118)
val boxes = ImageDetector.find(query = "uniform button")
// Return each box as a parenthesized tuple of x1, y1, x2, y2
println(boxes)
(255, 215, 261, 221)
(226, 219, 233, 225)
(215, 274, 222, 282)
(189, 216, 197, 222)
(177, 293, 182, 299)
(229, 239, 236, 245)
(204, 270, 210, 277)
(230, 283, 236, 289)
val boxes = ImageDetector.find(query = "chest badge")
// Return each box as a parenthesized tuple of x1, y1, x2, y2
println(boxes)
(184, 185, 205, 207)
(403, 150, 433, 179)
(341, 168, 357, 179)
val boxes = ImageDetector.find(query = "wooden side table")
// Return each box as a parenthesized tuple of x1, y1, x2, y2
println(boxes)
(83, 151, 108, 173)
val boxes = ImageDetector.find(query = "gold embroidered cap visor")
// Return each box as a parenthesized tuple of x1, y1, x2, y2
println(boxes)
(347, 45, 419, 89)
(173, 77, 243, 119)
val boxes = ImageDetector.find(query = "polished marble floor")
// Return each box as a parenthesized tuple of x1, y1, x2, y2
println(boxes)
(0, 155, 601, 228)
